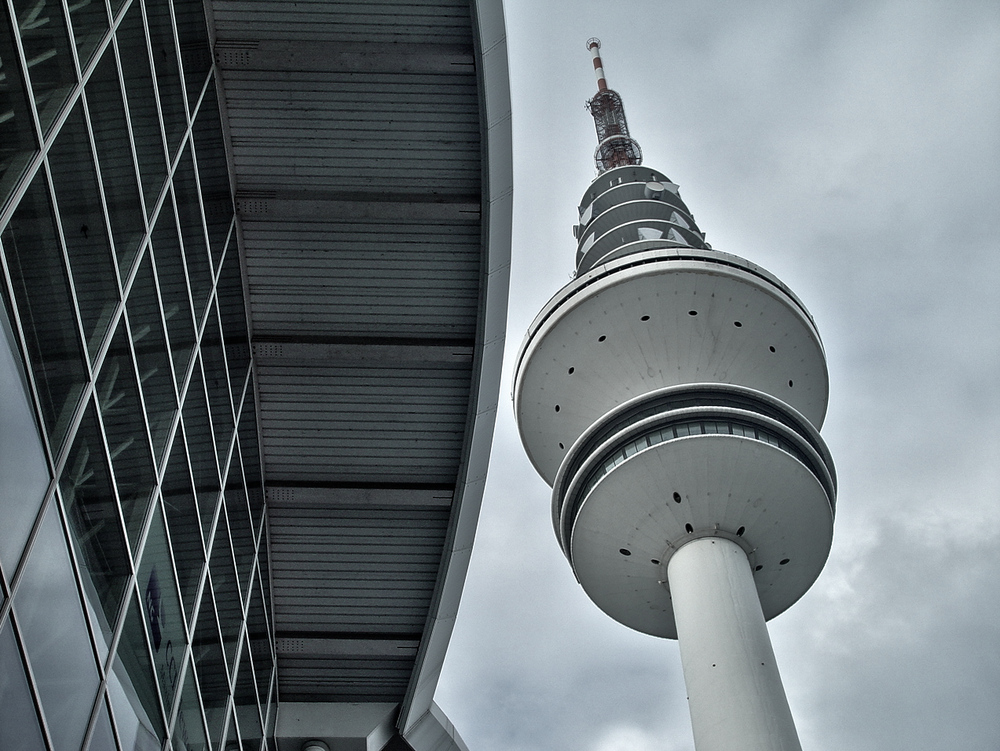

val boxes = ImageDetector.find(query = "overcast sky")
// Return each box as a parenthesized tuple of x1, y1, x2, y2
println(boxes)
(436, 1, 1000, 749)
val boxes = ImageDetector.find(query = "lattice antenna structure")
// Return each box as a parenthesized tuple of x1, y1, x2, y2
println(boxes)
(586, 38, 642, 173)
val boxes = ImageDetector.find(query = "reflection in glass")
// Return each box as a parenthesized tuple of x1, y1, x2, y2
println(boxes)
(0, 21, 38, 206)
(183, 358, 220, 540)
(137, 503, 188, 715)
(173, 0, 212, 107)
(161, 425, 204, 621)
(202, 301, 233, 465)
(98, 323, 156, 548)
(0, 620, 47, 751)
(59, 399, 131, 636)
(47, 101, 119, 359)
(14, 502, 100, 751)
(210, 507, 243, 670)
(172, 655, 209, 751)
(0, 303, 51, 573)
(87, 47, 146, 274)
(192, 584, 227, 747)
(84, 694, 117, 751)
(235, 626, 263, 744)
(12, 0, 77, 131)
(247, 568, 273, 710)
(127, 251, 177, 461)
(1, 171, 87, 449)
(151, 196, 197, 383)
(110, 592, 166, 748)
(117, 1, 166, 211)
(191, 86, 233, 272)
(144, 0, 187, 158)
(226, 468, 255, 599)
(238, 400, 264, 532)
(67, 0, 109, 67)
(173, 145, 212, 323)
(217, 243, 250, 406)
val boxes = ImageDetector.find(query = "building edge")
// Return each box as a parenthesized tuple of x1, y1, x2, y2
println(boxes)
(397, 0, 513, 746)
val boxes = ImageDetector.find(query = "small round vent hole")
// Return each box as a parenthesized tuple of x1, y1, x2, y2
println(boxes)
(688, 310, 698, 316)
(598, 335, 607, 342)
(641, 315, 650, 321)
(788, 380, 794, 387)
(554, 405, 560, 412)
(779, 558, 790, 565)
(650, 559, 660, 565)
(734, 321, 742, 327)
(558, 442, 564, 449)
(754, 565, 763, 571)
(685, 523, 693, 534)
(769, 346, 776, 353)
(736, 526, 745, 536)
(619, 548, 631, 556)
(567, 367, 575, 374)
(672, 492, 682, 503)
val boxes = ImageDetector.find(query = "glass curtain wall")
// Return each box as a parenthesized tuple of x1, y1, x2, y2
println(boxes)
(0, 0, 274, 749)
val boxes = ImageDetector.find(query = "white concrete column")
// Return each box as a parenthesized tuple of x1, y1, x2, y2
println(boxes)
(666, 537, 802, 751)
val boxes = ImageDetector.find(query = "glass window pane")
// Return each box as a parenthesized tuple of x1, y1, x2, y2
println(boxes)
(98, 323, 156, 548)
(226, 466, 255, 596)
(192, 585, 227, 747)
(85, 693, 118, 751)
(127, 251, 177, 462)
(14, 501, 100, 751)
(143, 0, 186, 158)
(172, 655, 209, 751)
(209, 511, 242, 667)
(173, 145, 212, 323)
(191, 85, 232, 272)
(1, 170, 88, 449)
(173, 0, 211, 107)
(238, 400, 263, 532)
(202, 302, 233, 465)
(217, 244, 249, 406)
(0, 303, 51, 573)
(161, 425, 204, 621)
(48, 101, 120, 359)
(12, 0, 77, 132)
(246, 570, 271, 711)
(87, 47, 146, 274)
(0, 619, 47, 751)
(137, 503, 187, 715)
(183, 358, 220, 540)
(110, 591, 166, 747)
(235, 640, 262, 747)
(67, 0, 109, 67)
(0, 21, 38, 205)
(151, 196, 196, 384)
(117, 1, 166, 211)
(59, 399, 131, 637)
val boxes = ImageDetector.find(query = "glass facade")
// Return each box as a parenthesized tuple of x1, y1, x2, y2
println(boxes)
(0, 1, 275, 749)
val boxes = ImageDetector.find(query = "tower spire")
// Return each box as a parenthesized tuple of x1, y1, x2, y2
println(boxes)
(586, 39, 642, 172)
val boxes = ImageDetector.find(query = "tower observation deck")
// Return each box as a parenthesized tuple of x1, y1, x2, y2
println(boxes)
(513, 40, 837, 751)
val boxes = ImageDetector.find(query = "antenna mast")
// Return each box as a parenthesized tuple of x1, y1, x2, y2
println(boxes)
(586, 38, 642, 173)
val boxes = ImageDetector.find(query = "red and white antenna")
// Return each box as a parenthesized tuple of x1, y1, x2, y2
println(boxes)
(585, 38, 642, 172)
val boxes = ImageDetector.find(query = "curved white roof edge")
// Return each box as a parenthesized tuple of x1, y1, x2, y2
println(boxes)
(398, 0, 513, 743)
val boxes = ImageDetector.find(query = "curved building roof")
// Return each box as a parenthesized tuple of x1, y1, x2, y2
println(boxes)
(208, 0, 512, 747)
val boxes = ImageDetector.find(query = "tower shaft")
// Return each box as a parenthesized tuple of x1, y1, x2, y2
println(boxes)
(667, 537, 802, 751)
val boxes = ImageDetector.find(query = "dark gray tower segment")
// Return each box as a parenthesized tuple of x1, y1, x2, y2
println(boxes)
(513, 40, 837, 751)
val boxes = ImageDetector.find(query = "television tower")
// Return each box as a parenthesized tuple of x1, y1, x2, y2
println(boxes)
(513, 39, 836, 751)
